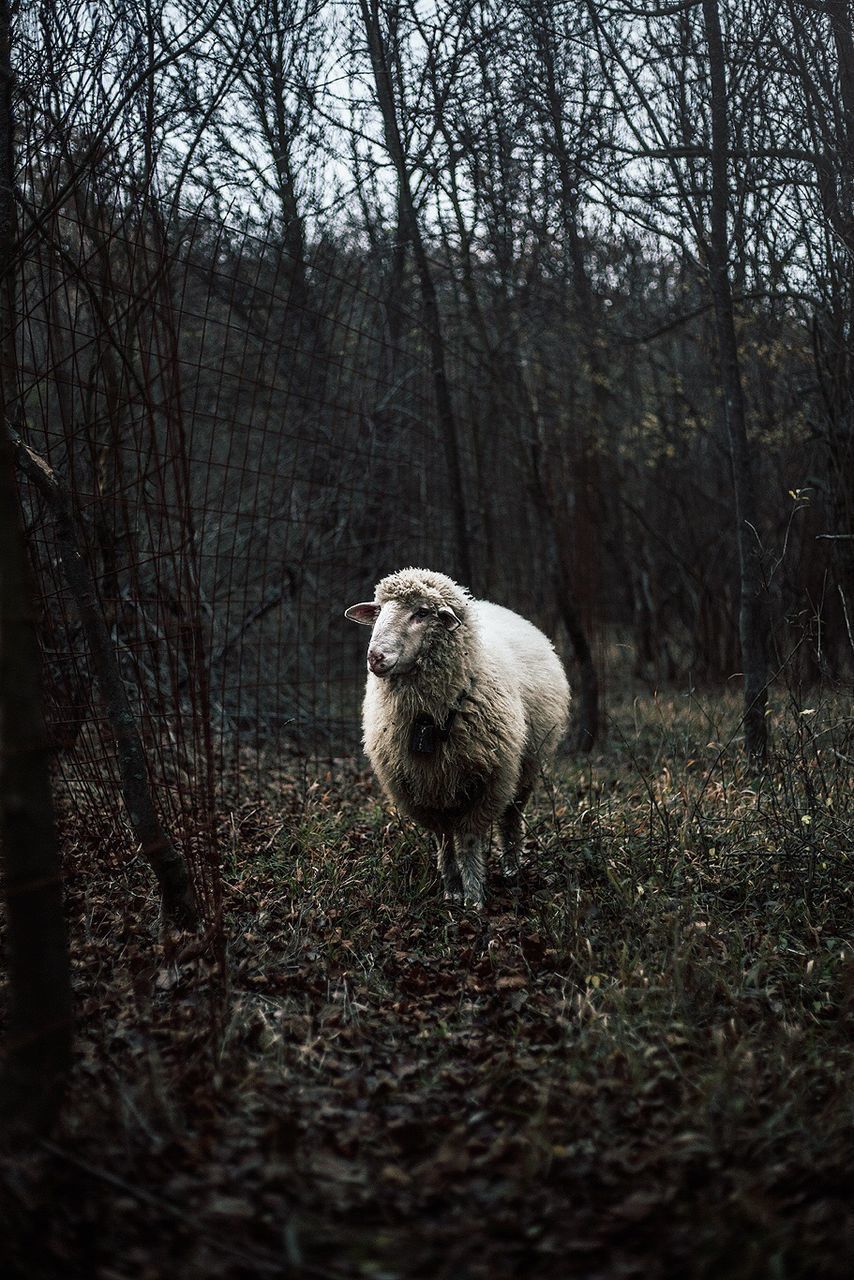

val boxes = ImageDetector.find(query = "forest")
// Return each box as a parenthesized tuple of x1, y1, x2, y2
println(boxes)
(0, 0, 852, 1276)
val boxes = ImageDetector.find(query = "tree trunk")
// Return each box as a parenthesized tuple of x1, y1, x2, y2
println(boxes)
(556, 562, 600, 752)
(526, 3, 602, 745)
(0, 0, 72, 1133)
(702, 0, 768, 761)
(0, 435, 73, 1137)
(532, 440, 600, 753)
(7, 429, 198, 929)
(359, 0, 472, 585)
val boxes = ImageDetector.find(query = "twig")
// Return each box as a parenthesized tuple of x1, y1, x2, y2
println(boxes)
(838, 585, 854, 658)
(38, 1140, 328, 1276)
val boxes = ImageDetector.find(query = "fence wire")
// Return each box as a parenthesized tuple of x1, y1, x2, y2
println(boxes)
(11, 181, 591, 919)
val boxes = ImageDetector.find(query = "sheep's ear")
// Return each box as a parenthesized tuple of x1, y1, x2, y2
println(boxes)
(344, 602, 381, 625)
(437, 606, 462, 631)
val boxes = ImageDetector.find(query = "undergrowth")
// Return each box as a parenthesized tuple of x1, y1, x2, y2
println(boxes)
(2, 687, 852, 1279)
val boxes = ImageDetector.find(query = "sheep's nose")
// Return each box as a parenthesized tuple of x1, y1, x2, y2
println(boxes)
(368, 649, 386, 673)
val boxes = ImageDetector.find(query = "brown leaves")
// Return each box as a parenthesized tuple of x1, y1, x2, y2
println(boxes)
(9, 731, 854, 1280)
(495, 973, 527, 991)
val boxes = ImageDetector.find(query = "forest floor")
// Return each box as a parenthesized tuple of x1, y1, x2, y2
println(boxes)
(2, 682, 853, 1280)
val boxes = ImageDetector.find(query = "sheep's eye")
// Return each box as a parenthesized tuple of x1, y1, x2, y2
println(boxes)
(413, 607, 431, 621)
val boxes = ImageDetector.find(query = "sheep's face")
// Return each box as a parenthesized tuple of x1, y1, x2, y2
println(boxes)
(345, 598, 462, 678)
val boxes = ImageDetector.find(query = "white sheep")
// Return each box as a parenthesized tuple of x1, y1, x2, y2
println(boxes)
(345, 568, 571, 907)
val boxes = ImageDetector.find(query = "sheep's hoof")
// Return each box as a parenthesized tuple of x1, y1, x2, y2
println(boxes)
(444, 890, 462, 903)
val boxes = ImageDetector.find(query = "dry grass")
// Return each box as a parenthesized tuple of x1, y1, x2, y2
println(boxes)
(2, 685, 853, 1279)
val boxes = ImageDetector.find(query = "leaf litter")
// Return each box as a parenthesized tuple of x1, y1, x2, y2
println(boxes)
(1, 690, 853, 1278)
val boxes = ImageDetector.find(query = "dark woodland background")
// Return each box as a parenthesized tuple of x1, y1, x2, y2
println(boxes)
(6, 0, 854, 773)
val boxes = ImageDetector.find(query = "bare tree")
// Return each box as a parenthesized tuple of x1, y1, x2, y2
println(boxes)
(358, 0, 473, 585)
(772, 0, 854, 671)
(586, 0, 771, 755)
(701, 0, 768, 759)
(0, 0, 72, 1133)
(194, 0, 329, 284)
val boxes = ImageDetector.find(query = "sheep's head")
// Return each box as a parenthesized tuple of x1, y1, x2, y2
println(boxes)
(345, 568, 468, 679)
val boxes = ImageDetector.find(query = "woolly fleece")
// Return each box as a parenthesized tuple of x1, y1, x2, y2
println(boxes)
(359, 569, 571, 859)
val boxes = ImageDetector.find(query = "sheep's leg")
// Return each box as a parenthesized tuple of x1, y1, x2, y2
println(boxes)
(437, 836, 463, 902)
(456, 833, 486, 909)
(498, 803, 523, 878)
(498, 789, 531, 878)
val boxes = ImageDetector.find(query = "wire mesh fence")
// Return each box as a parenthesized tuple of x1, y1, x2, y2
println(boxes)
(12, 180, 590, 920)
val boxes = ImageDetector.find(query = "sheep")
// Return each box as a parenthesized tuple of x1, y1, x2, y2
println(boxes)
(345, 568, 571, 908)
